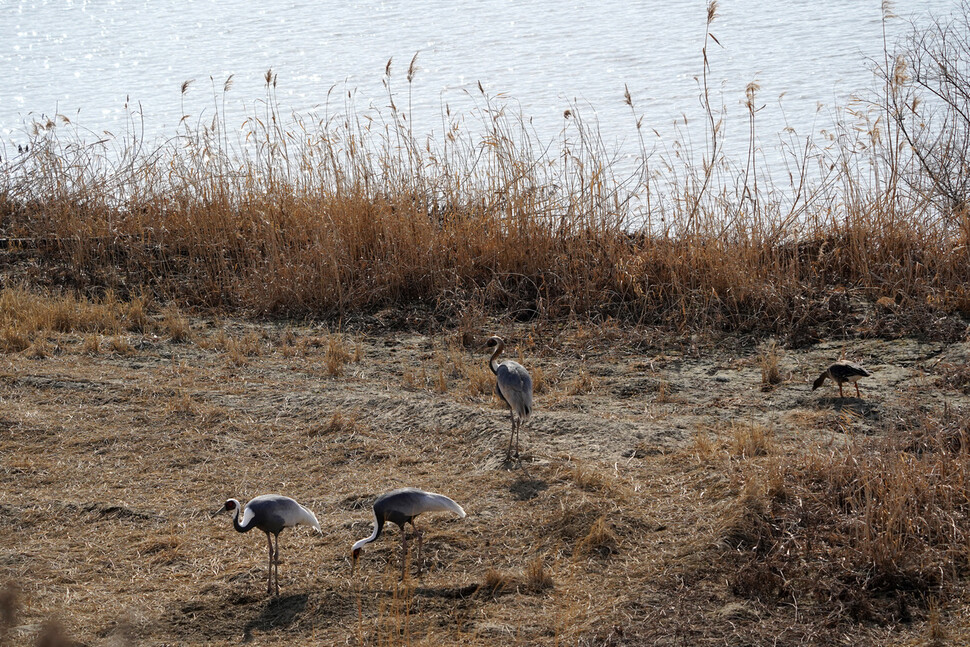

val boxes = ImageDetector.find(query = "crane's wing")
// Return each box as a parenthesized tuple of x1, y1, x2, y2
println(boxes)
(496, 361, 533, 420)
(381, 488, 466, 518)
(244, 494, 321, 533)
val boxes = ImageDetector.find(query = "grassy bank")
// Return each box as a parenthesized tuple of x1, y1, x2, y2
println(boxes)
(2, 6, 969, 343)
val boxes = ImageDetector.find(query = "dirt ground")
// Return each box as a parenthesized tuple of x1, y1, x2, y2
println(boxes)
(1, 314, 969, 646)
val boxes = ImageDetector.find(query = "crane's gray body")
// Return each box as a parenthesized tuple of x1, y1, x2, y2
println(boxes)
(373, 487, 466, 530)
(494, 360, 533, 421)
(352, 487, 466, 577)
(235, 494, 321, 535)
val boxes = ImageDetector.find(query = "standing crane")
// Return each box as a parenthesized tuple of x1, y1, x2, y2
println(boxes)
(813, 360, 871, 398)
(485, 336, 533, 461)
(215, 494, 321, 595)
(351, 488, 466, 578)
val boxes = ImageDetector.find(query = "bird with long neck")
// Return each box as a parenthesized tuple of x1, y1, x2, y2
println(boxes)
(485, 336, 534, 461)
(352, 488, 466, 579)
(215, 494, 321, 595)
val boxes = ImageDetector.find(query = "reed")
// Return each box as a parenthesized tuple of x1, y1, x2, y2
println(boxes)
(0, 6, 967, 341)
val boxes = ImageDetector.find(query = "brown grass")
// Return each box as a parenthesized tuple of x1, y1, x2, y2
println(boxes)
(722, 407, 970, 624)
(0, 305, 968, 645)
(758, 340, 783, 389)
(1, 25, 969, 345)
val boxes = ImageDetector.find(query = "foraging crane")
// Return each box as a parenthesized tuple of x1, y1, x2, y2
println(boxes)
(215, 494, 321, 595)
(812, 360, 871, 398)
(485, 336, 533, 460)
(351, 488, 466, 578)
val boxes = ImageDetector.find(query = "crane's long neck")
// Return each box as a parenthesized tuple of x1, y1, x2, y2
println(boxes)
(229, 500, 255, 533)
(352, 510, 384, 551)
(488, 343, 504, 375)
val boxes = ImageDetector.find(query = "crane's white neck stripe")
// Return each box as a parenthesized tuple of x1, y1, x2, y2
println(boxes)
(352, 509, 381, 551)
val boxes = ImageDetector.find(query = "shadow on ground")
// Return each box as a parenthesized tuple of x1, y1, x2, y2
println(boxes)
(243, 593, 307, 642)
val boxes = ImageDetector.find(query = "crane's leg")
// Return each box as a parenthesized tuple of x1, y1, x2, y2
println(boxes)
(855, 382, 862, 398)
(400, 528, 408, 580)
(506, 410, 516, 460)
(838, 382, 844, 398)
(265, 532, 274, 595)
(514, 416, 521, 457)
(273, 533, 281, 596)
(413, 521, 424, 577)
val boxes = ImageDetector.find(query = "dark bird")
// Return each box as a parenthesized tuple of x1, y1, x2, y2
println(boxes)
(485, 336, 534, 461)
(215, 494, 321, 595)
(812, 360, 871, 398)
(351, 488, 466, 578)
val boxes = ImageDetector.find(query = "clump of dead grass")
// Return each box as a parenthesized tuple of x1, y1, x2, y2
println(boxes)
(108, 335, 134, 355)
(936, 360, 970, 394)
(719, 405, 970, 623)
(25, 336, 54, 359)
(81, 334, 100, 354)
(522, 557, 553, 592)
(309, 410, 364, 437)
(324, 334, 352, 377)
(159, 306, 191, 342)
(575, 515, 619, 558)
(563, 460, 618, 494)
(758, 340, 783, 390)
(480, 567, 511, 595)
(565, 369, 595, 395)
(730, 421, 774, 459)
(479, 559, 553, 596)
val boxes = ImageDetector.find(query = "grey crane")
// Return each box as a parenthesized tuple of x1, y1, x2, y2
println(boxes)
(485, 335, 534, 460)
(351, 487, 466, 578)
(215, 494, 321, 595)
(813, 360, 871, 398)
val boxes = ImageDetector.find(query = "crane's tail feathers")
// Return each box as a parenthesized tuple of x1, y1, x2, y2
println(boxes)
(425, 492, 467, 518)
(301, 505, 322, 533)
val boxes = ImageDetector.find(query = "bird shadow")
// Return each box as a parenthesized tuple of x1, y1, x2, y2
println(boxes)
(242, 593, 307, 642)
(819, 397, 878, 418)
(509, 475, 548, 501)
(412, 582, 482, 599)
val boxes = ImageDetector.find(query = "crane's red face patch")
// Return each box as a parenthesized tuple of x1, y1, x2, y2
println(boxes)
(224, 500, 236, 510)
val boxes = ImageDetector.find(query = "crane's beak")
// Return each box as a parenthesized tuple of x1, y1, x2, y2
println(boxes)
(211, 506, 227, 519)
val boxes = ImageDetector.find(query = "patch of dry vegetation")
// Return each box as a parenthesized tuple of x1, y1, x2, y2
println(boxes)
(720, 406, 970, 624)
(1, 4, 970, 344)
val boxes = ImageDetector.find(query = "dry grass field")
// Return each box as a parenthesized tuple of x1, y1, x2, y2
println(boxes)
(0, 287, 969, 646)
(3, 6, 970, 643)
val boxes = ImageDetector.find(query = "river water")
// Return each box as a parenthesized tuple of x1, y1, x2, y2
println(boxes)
(0, 0, 959, 176)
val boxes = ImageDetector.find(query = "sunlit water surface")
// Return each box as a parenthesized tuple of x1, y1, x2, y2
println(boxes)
(1, 0, 959, 177)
